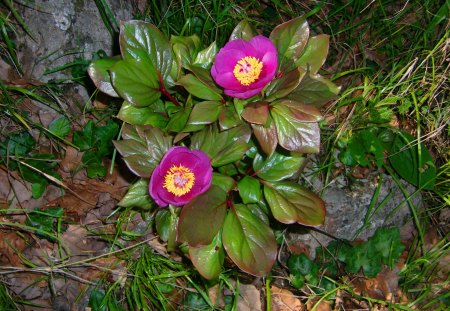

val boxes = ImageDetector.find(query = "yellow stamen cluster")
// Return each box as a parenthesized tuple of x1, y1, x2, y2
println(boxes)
(233, 56, 263, 86)
(163, 164, 195, 197)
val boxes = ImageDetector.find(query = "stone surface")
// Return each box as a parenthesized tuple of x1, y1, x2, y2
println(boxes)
(291, 173, 422, 256)
(19, 0, 133, 82)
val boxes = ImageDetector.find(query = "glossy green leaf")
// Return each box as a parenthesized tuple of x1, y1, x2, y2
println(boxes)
(113, 124, 172, 178)
(48, 116, 71, 138)
(389, 132, 436, 190)
(296, 35, 329, 74)
(177, 185, 227, 246)
(229, 20, 257, 41)
(288, 73, 340, 107)
(110, 59, 160, 107)
(117, 101, 168, 127)
(187, 101, 222, 125)
(263, 181, 325, 225)
(189, 231, 225, 280)
(166, 105, 192, 133)
(270, 16, 309, 71)
(266, 67, 306, 101)
(120, 20, 173, 79)
(87, 57, 120, 97)
(253, 150, 306, 182)
(218, 105, 243, 130)
(241, 102, 270, 125)
(176, 74, 222, 101)
(251, 122, 278, 156)
(238, 176, 261, 204)
(187, 65, 223, 94)
(172, 35, 201, 68)
(155, 208, 178, 249)
(211, 172, 235, 193)
(118, 179, 153, 210)
(222, 204, 277, 276)
(271, 101, 321, 153)
(191, 124, 251, 167)
(194, 41, 218, 68)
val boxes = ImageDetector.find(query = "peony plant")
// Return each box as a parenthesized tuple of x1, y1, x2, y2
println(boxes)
(88, 16, 340, 279)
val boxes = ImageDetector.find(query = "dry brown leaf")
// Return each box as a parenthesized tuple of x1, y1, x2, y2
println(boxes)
(238, 283, 262, 311)
(271, 285, 302, 311)
(60, 146, 83, 173)
(0, 231, 28, 266)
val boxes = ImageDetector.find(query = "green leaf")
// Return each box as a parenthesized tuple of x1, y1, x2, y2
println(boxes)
(263, 181, 325, 225)
(73, 120, 95, 151)
(241, 102, 270, 125)
(178, 185, 227, 246)
(339, 128, 385, 168)
(271, 101, 321, 153)
(238, 176, 261, 204)
(186, 101, 222, 126)
(229, 20, 257, 41)
(189, 231, 225, 280)
(87, 57, 120, 97)
(114, 124, 172, 178)
(176, 74, 222, 101)
(339, 243, 381, 277)
(370, 227, 404, 265)
(117, 101, 168, 127)
(120, 20, 173, 79)
(89, 290, 107, 311)
(265, 67, 306, 101)
(389, 132, 436, 190)
(218, 105, 243, 131)
(288, 73, 340, 107)
(155, 208, 178, 249)
(287, 253, 318, 276)
(270, 16, 309, 71)
(166, 105, 192, 132)
(0, 132, 35, 165)
(253, 150, 306, 182)
(194, 41, 218, 68)
(251, 122, 278, 156)
(296, 35, 329, 74)
(211, 173, 235, 193)
(222, 204, 277, 276)
(172, 35, 201, 68)
(31, 182, 46, 199)
(86, 164, 107, 178)
(48, 116, 71, 138)
(190, 124, 251, 167)
(25, 207, 64, 242)
(187, 65, 223, 94)
(110, 59, 160, 107)
(118, 179, 153, 210)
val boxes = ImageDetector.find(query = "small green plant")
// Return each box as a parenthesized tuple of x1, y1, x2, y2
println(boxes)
(88, 16, 340, 279)
(0, 131, 61, 198)
(72, 119, 119, 178)
(339, 127, 437, 190)
(287, 227, 405, 296)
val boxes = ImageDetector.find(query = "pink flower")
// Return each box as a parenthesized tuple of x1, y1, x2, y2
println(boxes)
(150, 146, 212, 207)
(211, 35, 278, 99)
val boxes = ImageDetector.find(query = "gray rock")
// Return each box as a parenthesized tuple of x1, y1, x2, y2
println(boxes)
(19, 0, 133, 82)
(291, 173, 421, 256)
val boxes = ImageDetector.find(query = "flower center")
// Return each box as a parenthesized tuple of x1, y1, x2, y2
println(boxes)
(163, 164, 195, 197)
(233, 56, 263, 86)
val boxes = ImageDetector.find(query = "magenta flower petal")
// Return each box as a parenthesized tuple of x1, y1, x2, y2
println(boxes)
(211, 35, 278, 99)
(149, 146, 212, 207)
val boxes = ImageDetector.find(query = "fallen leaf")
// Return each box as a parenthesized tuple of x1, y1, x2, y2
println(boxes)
(271, 286, 302, 311)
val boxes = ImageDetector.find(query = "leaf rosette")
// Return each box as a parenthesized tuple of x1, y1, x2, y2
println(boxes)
(88, 16, 339, 280)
